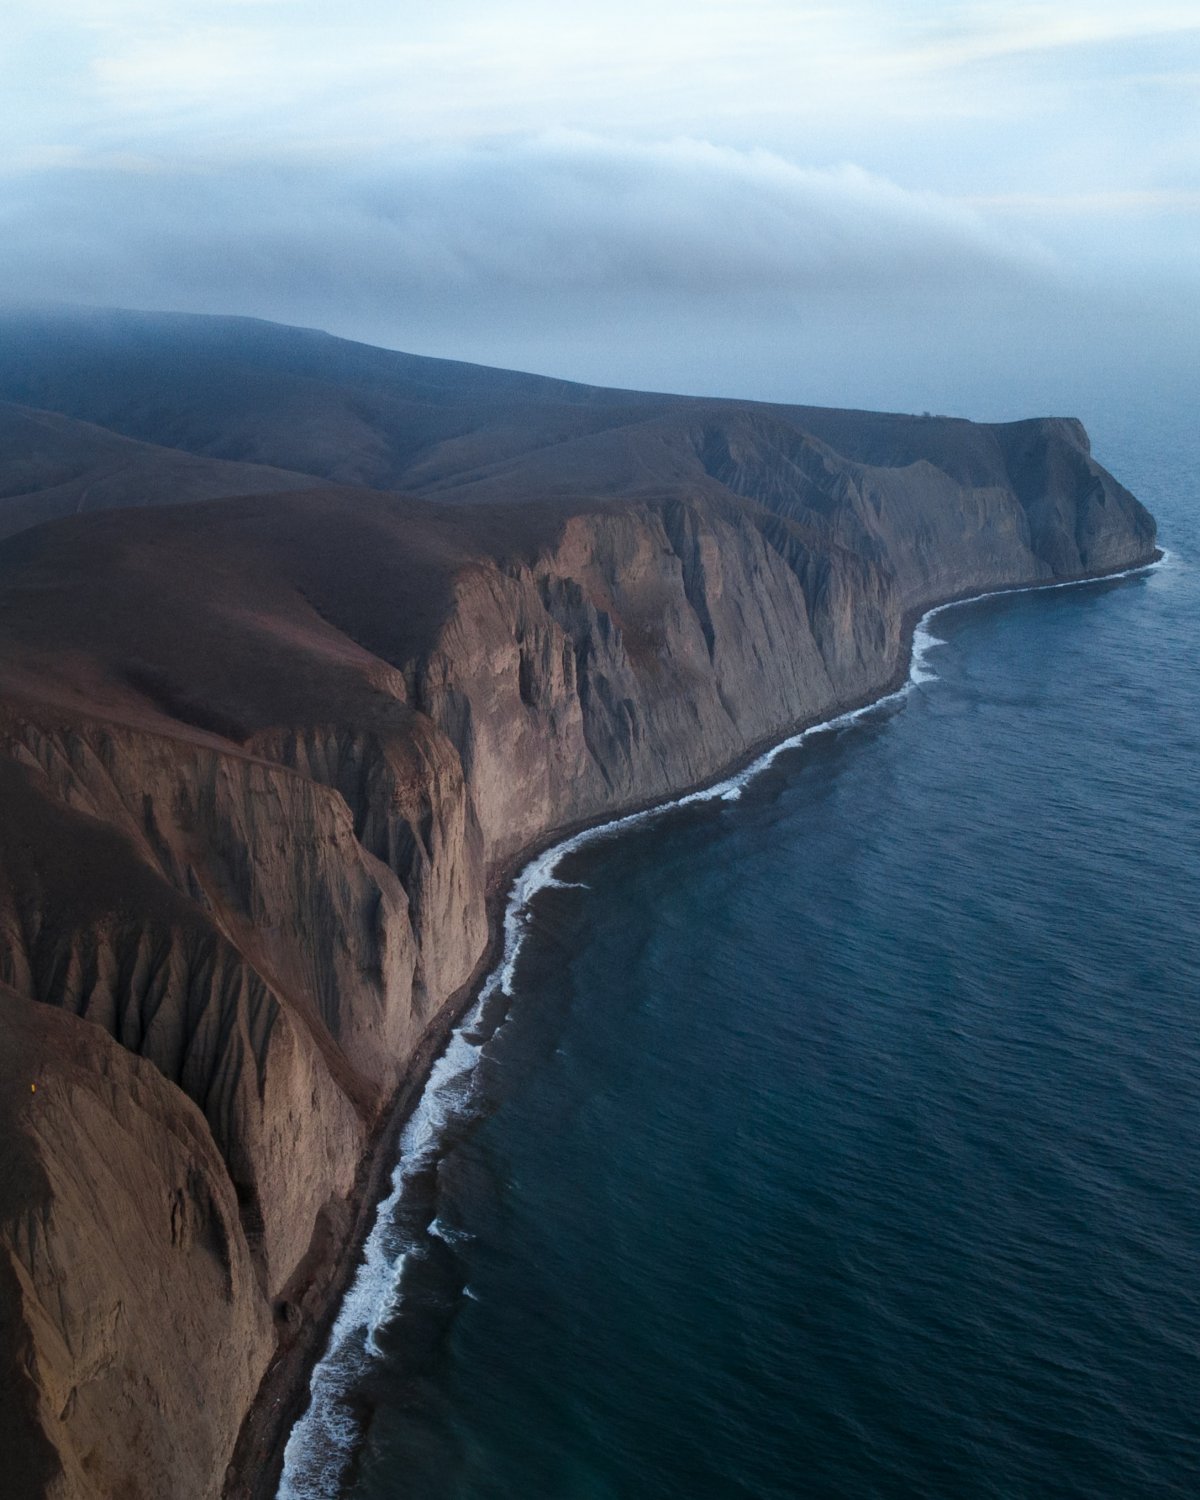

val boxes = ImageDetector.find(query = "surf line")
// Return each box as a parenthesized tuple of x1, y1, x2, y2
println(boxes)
(276, 549, 1166, 1500)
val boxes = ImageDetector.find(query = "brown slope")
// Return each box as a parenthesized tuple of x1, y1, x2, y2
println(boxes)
(0, 306, 1067, 502)
(0, 401, 322, 541)
(0, 308, 644, 492)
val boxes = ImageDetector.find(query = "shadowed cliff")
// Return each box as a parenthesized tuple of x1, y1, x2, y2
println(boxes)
(0, 310, 1157, 1500)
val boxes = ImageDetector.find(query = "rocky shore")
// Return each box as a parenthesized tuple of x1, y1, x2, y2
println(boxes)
(0, 311, 1157, 1500)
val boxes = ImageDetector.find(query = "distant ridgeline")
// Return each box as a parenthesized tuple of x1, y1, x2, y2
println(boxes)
(0, 309, 1157, 1500)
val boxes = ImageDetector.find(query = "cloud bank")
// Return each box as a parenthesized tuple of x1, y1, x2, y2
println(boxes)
(2, 135, 1054, 316)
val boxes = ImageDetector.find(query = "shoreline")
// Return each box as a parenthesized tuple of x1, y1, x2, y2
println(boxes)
(226, 546, 1164, 1500)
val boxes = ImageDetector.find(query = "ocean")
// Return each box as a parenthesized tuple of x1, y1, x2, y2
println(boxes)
(280, 403, 1199, 1500)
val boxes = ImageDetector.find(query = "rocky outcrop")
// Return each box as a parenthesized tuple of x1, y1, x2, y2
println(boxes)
(416, 500, 893, 864)
(0, 315, 1158, 1500)
(0, 981, 273, 1500)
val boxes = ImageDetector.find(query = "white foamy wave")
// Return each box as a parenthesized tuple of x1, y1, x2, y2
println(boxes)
(277, 994, 488, 1499)
(429, 1217, 472, 1247)
(276, 549, 1162, 1499)
(909, 622, 945, 684)
(905, 549, 1168, 696)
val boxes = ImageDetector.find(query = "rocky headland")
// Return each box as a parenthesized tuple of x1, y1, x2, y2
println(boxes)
(0, 310, 1158, 1499)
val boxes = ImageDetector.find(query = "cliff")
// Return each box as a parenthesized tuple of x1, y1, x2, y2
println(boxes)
(0, 312, 1157, 1499)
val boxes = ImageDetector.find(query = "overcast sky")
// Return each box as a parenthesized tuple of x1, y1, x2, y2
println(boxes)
(3, 1, 1198, 418)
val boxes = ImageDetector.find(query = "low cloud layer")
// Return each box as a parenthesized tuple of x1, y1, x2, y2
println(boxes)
(4, 135, 1054, 314)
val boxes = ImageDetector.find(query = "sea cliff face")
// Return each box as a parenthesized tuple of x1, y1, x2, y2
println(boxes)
(0, 315, 1157, 1500)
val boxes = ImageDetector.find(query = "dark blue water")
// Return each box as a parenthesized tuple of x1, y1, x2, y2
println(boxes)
(323, 413, 1200, 1499)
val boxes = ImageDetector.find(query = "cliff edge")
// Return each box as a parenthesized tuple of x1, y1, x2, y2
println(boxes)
(0, 312, 1157, 1499)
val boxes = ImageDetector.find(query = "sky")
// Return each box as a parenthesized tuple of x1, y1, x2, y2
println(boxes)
(2, 1, 1198, 419)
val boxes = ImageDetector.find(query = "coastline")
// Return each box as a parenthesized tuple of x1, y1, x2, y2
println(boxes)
(226, 546, 1164, 1500)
